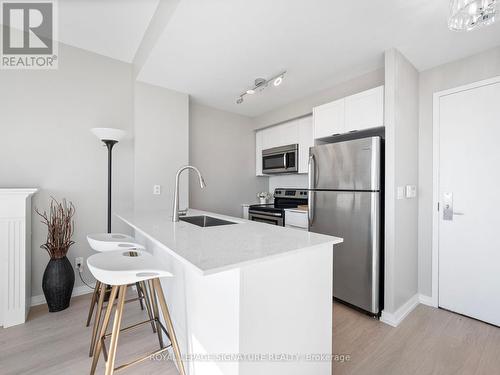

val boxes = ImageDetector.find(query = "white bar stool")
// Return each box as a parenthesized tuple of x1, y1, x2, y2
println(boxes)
(86, 233, 156, 357)
(87, 249, 185, 375)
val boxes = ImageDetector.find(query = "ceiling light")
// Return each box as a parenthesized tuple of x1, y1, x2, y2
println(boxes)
(236, 71, 286, 104)
(449, 0, 497, 31)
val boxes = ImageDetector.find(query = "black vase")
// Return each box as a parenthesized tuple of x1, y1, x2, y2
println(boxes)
(42, 256, 75, 312)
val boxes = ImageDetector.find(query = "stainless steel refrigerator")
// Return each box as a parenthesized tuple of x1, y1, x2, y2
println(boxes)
(308, 136, 382, 315)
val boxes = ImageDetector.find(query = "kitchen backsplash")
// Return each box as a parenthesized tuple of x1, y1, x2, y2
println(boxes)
(268, 174, 308, 192)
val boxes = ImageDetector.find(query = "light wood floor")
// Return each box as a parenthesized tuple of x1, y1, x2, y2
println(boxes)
(333, 302, 500, 375)
(0, 292, 178, 375)
(1, 293, 500, 374)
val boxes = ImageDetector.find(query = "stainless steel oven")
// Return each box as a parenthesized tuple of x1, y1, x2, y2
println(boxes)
(262, 144, 298, 174)
(248, 188, 308, 226)
(248, 210, 284, 226)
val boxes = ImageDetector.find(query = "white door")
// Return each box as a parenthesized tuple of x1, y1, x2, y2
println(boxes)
(438, 79, 500, 326)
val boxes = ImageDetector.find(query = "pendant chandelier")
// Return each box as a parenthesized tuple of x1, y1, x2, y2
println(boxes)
(448, 0, 497, 31)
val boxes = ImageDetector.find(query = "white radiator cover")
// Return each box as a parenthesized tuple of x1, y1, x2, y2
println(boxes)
(0, 188, 37, 327)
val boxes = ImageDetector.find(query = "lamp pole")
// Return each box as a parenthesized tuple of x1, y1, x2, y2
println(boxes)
(103, 140, 117, 233)
(91, 128, 125, 234)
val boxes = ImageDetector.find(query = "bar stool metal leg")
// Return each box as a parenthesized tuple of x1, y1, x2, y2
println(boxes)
(89, 282, 107, 357)
(86, 280, 101, 327)
(147, 279, 164, 349)
(135, 282, 145, 310)
(153, 278, 186, 375)
(140, 281, 157, 333)
(90, 285, 118, 375)
(105, 284, 128, 375)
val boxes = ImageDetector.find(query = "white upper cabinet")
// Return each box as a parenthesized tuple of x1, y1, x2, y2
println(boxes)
(313, 98, 345, 139)
(344, 86, 384, 131)
(261, 121, 299, 149)
(255, 115, 313, 176)
(298, 116, 313, 173)
(255, 131, 264, 176)
(313, 85, 384, 139)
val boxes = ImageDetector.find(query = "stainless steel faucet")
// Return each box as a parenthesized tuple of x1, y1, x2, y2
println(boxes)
(172, 166, 206, 222)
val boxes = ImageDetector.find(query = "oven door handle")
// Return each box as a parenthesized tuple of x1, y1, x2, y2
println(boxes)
(249, 210, 282, 217)
(283, 152, 287, 169)
(249, 211, 284, 226)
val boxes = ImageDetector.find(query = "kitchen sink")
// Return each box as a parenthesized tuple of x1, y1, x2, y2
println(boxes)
(179, 215, 236, 227)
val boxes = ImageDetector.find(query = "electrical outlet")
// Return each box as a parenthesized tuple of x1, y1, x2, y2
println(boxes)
(75, 257, 84, 271)
(153, 185, 161, 195)
(405, 185, 417, 198)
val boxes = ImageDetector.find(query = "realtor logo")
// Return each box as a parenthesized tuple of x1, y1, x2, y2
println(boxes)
(1, 0, 58, 69)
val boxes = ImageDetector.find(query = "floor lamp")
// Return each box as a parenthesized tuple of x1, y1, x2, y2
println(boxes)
(91, 128, 126, 233)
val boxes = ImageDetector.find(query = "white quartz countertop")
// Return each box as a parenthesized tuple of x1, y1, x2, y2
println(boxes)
(117, 209, 342, 275)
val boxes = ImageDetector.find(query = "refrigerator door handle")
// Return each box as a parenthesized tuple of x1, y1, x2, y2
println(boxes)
(308, 155, 315, 226)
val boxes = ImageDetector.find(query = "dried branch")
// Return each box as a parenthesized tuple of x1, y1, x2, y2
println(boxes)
(35, 197, 76, 259)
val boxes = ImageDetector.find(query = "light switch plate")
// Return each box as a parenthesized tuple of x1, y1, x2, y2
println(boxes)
(153, 185, 161, 195)
(397, 186, 404, 200)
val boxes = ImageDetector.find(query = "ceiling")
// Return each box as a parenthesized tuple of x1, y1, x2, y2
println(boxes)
(57, 0, 159, 63)
(34, 1, 500, 116)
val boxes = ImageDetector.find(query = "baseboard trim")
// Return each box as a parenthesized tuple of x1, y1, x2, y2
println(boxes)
(31, 285, 94, 307)
(380, 294, 420, 327)
(418, 294, 436, 307)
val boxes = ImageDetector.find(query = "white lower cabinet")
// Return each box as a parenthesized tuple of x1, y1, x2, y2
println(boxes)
(284, 209, 308, 231)
(242, 204, 250, 219)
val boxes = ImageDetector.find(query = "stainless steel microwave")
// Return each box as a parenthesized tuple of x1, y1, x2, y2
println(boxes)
(262, 144, 298, 174)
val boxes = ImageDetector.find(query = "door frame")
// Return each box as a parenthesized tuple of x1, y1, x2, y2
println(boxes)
(431, 75, 500, 308)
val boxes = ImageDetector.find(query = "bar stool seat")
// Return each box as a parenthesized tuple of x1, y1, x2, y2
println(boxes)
(87, 250, 185, 375)
(87, 250, 172, 286)
(87, 233, 145, 252)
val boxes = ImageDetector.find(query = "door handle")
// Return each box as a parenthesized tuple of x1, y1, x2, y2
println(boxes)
(308, 155, 315, 190)
(283, 152, 288, 169)
(443, 193, 464, 220)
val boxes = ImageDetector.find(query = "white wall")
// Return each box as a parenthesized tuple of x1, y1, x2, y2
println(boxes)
(418, 46, 500, 297)
(134, 82, 189, 212)
(383, 49, 420, 316)
(189, 102, 268, 216)
(0, 44, 134, 297)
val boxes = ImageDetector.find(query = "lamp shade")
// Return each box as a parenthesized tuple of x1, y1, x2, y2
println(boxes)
(91, 127, 126, 142)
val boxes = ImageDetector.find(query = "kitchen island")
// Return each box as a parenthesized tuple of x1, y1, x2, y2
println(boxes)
(117, 209, 342, 375)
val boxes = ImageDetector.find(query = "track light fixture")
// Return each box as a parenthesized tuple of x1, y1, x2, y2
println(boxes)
(236, 71, 286, 104)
